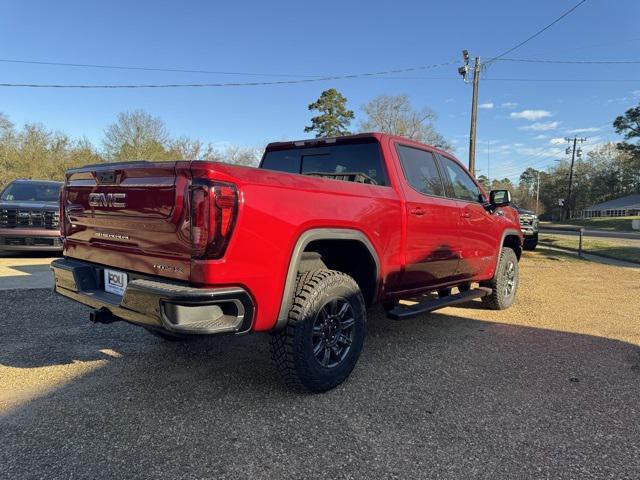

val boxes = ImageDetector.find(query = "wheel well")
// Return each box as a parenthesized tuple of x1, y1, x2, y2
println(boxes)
(503, 234, 522, 260)
(303, 239, 378, 306)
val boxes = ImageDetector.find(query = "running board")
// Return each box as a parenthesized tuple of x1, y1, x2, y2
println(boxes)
(386, 287, 492, 320)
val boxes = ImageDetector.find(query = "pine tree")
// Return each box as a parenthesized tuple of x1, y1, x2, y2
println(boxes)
(304, 89, 354, 138)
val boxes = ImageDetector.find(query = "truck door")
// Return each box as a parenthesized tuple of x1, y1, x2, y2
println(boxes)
(393, 144, 461, 291)
(436, 155, 502, 279)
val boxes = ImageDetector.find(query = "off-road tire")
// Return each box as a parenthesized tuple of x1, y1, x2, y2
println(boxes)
(269, 269, 366, 393)
(523, 234, 538, 251)
(437, 288, 452, 298)
(480, 247, 519, 310)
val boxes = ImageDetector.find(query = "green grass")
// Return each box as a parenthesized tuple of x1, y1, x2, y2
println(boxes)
(544, 216, 640, 232)
(539, 233, 640, 264)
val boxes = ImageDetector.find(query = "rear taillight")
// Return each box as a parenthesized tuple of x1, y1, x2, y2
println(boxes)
(190, 181, 238, 259)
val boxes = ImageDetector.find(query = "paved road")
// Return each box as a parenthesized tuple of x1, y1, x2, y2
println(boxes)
(540, 226, 640, 241)
(1, 252, 639, 479)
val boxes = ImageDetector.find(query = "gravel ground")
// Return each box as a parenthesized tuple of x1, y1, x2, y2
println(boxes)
(1, 250, 639, 479)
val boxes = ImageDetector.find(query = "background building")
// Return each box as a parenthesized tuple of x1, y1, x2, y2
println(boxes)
(583, 194, 640, 218)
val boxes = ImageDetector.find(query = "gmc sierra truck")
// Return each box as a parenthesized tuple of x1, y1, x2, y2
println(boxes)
(52, 133, 523, 392)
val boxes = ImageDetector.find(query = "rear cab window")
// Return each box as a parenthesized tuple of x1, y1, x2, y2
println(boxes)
(261, 139, 388, 186)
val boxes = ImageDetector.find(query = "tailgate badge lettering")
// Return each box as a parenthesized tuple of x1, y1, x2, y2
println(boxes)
(88, 192, 127, 208)
(95, 231, 129, 241)
(153, 264, 184, 273)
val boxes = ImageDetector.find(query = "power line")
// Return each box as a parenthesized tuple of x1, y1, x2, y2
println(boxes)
(485, 0, 588, 65)
(2, 75, 638, 89)
(487, 146, 571, 177)
(491, 153, 561, 178)
(0, 57, 322, 78)
(496, 57, 640, 64)
(0, 60, 458, 89)
(374, 76, 639, 82)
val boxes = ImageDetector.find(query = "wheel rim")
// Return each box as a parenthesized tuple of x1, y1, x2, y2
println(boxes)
(503, 260, 516, 298)
(312, 298, 356, 368)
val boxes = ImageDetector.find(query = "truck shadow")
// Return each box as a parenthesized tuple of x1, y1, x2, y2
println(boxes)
(2, 290, 640, 478)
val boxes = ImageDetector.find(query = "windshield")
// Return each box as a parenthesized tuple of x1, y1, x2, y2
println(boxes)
(0, 182, 61, 202)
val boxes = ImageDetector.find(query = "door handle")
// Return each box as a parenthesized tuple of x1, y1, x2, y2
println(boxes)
(461, 212, 471, 218)
(410, 208, 426, 216)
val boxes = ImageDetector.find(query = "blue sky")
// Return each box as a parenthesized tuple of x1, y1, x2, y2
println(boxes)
(1, 0, 639, 181)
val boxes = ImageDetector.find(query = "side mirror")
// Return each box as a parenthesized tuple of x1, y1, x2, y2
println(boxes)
(489, 189, 511, 208)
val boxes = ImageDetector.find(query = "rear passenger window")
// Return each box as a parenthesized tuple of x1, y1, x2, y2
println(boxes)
(439, 156, 482, 202)
(396, 145, 445, 197)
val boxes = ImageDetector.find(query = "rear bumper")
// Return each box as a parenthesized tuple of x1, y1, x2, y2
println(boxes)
(51, 257, 254, 335)
(0, 228, 62, 251)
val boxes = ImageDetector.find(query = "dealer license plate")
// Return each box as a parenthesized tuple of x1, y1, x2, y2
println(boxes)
(104, 269, 128, 296)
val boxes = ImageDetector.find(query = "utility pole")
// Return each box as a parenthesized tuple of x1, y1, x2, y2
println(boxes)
(468, 56, 481, 176)
(487, 141, 491, 185)
(563, 136, 587, 220)
(458, 51, 481, 176)
(535, 170, 540, 215)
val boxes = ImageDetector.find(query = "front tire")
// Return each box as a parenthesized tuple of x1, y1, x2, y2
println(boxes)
(481, 247, 519, 310)
(523, 234, 538, 251)
(269, 270, 366, 393)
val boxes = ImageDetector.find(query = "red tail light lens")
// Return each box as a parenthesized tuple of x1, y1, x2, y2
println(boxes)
(190, 181, 238, 259)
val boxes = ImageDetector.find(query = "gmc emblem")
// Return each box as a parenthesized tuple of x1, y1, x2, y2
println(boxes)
(88, 192, 127, 208)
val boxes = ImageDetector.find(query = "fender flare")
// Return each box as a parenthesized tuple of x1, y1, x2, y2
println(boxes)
(492, 228, 523, 275)
(275, 228, 380, 330)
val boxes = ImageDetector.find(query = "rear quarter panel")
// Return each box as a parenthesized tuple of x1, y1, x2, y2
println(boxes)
(189, 162, 403, 331)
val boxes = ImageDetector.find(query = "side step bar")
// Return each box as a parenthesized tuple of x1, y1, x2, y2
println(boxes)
(387, 287, 492, 320)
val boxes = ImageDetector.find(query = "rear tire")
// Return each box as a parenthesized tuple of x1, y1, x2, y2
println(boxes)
(269, 269, 366, 393)
(481, 247, 519, 310)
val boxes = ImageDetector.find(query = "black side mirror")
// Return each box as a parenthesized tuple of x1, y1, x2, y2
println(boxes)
(489, 189, 511, 208)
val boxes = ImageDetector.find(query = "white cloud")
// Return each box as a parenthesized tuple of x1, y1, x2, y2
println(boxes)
(520, 121, 560, 131)
(632, 90, 640, 97)
(479, 102, 494, 109)
(510, 110, 552, 121)
(500, 102, 518, 109)
(549, 138, 566, 145)
(534, 134, 549, 140)
(565, 127, 602, 134)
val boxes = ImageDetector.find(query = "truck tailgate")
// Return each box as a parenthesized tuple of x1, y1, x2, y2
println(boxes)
(62, 161, 192, 281)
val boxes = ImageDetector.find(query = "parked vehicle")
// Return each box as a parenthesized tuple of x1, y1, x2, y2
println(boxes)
(52, 133, 522, 392)
(514, 205, 539, 250)
(0, 179, 63, 252)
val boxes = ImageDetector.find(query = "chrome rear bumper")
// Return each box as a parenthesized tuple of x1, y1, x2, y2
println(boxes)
(51, 257, 254, 335)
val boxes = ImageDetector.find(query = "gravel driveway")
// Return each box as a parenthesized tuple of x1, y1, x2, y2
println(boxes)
(1, 250, 639, 479)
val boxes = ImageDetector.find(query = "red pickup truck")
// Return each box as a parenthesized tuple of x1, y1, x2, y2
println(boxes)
(52, 133, 522, 392)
